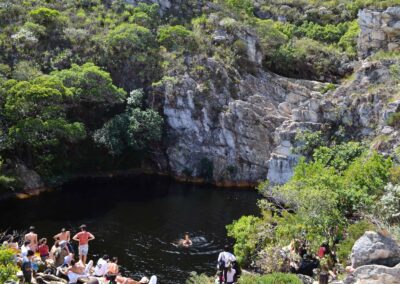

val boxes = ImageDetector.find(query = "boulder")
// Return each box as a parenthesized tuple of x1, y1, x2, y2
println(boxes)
(14, 163, 44, 191)
(351, 231, 400, 268)
(344, 264, 400, 284)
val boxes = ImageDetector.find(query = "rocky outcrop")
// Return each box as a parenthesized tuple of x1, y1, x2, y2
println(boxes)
(344, 264, 400, 284)
(350, 231, 400, 268)
(154, 58, 326, 185)
(14, 163, 44, 191)
(358, 7, 400, 59)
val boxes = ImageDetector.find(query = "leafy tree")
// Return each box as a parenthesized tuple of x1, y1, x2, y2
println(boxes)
(93, 89, 163, 155)
(227, 215, 261, 265)
(0, 75, 86, 167)
(157, 25, 196, 52)
(52, 63, 126, 105)
(105, 23, 159, 89)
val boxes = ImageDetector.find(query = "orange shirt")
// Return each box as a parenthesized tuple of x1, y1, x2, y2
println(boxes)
(76, 231, 91, 245)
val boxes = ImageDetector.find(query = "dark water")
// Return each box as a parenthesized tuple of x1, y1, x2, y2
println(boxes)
(0, 175, 260, 283)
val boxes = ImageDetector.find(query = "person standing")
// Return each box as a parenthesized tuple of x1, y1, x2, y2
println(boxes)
(25, 226, 38, 252)
(72, 224, 95, 264)
(54, 228, 73, 253)
(38, 238, 50, 261)
(217, 245, 236, 284)
(225, 264, 236, 284)
(22, 250, 35, 283)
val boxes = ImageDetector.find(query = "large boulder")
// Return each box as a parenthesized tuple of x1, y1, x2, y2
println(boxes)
(351, 231, 400, 268)
(344, 264, 400, 284)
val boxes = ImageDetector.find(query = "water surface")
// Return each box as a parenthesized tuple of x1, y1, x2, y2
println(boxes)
(0, 175, 259, 283)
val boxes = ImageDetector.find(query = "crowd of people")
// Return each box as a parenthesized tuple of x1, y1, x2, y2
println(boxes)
(2, 225, 157, 284)
(2, 226, 243, 284)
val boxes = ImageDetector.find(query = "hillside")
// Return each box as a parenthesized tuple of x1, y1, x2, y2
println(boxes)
(0, 0, 399, 191)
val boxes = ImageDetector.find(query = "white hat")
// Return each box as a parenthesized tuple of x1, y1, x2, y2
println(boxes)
(139, 276, 150, 283)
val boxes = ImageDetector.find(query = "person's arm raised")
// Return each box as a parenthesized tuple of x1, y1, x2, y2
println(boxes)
(72, 233, 80, 242)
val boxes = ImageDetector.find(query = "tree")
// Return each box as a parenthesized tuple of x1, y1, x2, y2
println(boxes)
(93, 89, 163, 155)
(104, 23, 160, 89)
(157, 25, 196, 52)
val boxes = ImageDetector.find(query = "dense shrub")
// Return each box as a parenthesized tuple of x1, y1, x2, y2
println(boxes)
(0, 247, 18, 283)
(157, 25, 196, 52)
(239, 273, 302, 284)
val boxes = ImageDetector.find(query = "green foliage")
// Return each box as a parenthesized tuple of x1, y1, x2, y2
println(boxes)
(52, 63, 126, 104)
(185, 272, 214, 284)
(294, 21, 349, 44)
(227, 215, 261, 265)
(339, 20, 360, 57)
(239, 273, 302, 284)
(376, 183, 400, 224)
(336, 221, 376, 265)
(268, 38, 346, 81)
(0, 246, 18, 282)
(313, 142, 365, 171)
(294, 130, 326, 157)
(320, 83, 336, 94)
(387, 112, 400, 128)
(93, 89, 163, 155)
(224, 0, 254, 16)
(157, 25, 196, 52)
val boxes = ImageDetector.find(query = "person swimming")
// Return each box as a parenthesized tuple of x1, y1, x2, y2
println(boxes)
(180, 233, 192, 248)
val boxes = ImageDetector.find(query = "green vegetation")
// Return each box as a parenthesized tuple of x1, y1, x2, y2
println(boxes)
(228, 142, 395, 270)
(239, 273, 302, 284)
(0, 247, 18, 283)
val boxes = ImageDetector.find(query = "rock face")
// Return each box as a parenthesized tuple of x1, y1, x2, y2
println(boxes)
(155, 59, 326, 185)
(14, 163, 44, 191)
(358, 7, 400, 59)
(344, 264, 400, 284)
(150, 6, 400, 186)
(350, 231, 400, 268)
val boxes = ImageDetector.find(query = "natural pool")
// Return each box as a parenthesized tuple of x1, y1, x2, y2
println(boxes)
(0, 175, 260, 283)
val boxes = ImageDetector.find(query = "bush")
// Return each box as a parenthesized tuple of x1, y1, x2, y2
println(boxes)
(0, 247, 18, 283)
(227, 215, 261, 265)
(239, 273, 302, 284)
(185, 272, 214, 284)
(267, 38, 346, 82)
(157, 25, 195, 52)
(376, 183, 400, 224)
(387, 112, 400, 128)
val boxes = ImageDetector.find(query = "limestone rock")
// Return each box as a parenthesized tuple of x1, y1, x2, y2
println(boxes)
(351, 231, 400, 268)
(344, 264, 400, 284)
(358, 8, 400, 58)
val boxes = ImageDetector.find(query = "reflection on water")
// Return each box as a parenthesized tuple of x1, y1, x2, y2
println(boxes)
(0, 175, 259, 283)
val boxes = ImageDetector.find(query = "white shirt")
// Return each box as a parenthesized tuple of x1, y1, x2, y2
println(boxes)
(217, 251, 236, 267)
(226, 268, 236, 283)
(21, 245, 29, 257)
(94, 258, 108, 276)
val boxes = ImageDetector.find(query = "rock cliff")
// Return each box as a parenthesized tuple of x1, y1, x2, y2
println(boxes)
(152, 6, 400, 186)
(358, 7, 400, 59)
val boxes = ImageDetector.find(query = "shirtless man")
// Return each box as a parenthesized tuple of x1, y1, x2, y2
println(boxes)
(25, 226, 38, 252)
(54, 228, 73, 252)
(72, 224, 95, 264)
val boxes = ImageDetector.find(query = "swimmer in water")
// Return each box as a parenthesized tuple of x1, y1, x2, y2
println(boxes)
(180, 232, 193, 248)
